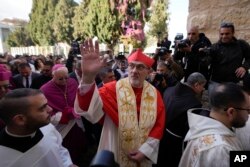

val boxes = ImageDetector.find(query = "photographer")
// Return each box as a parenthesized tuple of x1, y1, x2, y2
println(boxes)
(152, 47, 184, 79)
(152, 47, 171, 70)
(150, 49, 184, 95)
(173, 26, 211, 83)
(157, 34, 171, 50)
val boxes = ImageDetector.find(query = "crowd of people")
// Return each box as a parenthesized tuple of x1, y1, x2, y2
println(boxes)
(0, 22, 250, 167)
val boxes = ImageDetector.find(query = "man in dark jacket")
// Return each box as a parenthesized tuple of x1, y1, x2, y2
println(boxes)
(31, 61, 54, 89)
(204, 22, 250, 83)
(174, 26, 212, 82)
(12, 63, 40, 89)
(155, 72, 206, 167)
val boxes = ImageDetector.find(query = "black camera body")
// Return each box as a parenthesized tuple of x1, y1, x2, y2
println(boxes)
(157, 47, 172, 57)
(172, 33, 184, 49)
(177, 40, 189, 49)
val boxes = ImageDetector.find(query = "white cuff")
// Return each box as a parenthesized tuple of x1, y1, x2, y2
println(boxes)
(138, 137, 160, 164)
(78, 81, 95, 95)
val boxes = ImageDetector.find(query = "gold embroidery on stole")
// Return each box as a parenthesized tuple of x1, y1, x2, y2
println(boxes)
(116, 78, 157, 167)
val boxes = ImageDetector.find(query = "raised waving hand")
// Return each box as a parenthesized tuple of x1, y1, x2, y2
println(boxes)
(80, 39, 107, 84)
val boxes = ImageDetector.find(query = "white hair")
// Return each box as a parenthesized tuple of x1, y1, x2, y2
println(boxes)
(52, 66, 68, 75)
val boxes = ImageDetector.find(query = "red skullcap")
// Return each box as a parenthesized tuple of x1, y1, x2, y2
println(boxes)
(127, 49, 154, 67)
(0, 64, 11, 81)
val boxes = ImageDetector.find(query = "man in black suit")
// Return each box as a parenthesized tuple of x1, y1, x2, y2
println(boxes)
(12, 63, 40, 89)
(31, 61, 54, 89)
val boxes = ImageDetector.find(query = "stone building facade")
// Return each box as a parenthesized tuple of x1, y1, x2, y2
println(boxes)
(187, 0, 250, 43)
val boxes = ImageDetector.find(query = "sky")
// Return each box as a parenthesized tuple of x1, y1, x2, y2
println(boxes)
(0, 0, 188, 42)
(0, 0, 32, 21)
(168, 0, 189, 42)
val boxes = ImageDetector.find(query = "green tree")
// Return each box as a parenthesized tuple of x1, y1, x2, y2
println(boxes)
(7, 26, 34, 47)
(96, 0, 120, 45)
(28, 0, 59, 45)
(73, 0, 120, 47)
(147, 0, 170, 40)
(53, 0, 77, 43)
(72, 0, 90, 40)
(73, 0, 169, 50)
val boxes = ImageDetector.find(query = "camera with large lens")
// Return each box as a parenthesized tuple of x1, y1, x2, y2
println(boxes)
(177, 40, 189, 49)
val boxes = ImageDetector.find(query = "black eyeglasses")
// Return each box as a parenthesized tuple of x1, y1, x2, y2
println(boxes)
(234, 107, 250, 113)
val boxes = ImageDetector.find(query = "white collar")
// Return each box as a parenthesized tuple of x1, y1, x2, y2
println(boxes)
(5, 127, 36, 138)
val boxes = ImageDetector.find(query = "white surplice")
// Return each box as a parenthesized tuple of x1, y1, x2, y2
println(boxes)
(179, 109, 243, 167)
(0, 124, 73, 167)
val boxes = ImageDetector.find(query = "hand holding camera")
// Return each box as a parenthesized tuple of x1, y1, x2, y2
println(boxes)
(177, 40, 191, 52)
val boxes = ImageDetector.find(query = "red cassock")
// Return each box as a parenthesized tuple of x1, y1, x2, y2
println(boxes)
(77, 80, 165, 141)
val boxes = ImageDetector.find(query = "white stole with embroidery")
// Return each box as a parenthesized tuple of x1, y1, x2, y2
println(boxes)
(116, 78, 157, 167)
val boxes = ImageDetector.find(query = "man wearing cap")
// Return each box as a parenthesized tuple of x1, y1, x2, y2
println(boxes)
(40, 64, 86, 165)
(74, 39, 165, 167)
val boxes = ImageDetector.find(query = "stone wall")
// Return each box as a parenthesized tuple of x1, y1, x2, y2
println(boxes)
(187, 0, 250, 43)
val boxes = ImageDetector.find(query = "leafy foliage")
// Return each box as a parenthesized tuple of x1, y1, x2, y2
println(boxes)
(28, 0, 59, 45)
(95, 0, 120, 44)
(73, 0, 120, 47)
(7, 26, 34, 47)
(53, 0, 77, 43)
(8, 0, 169, 51)
(147, 0, 169, 39)
(72, 0, 90, 40)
